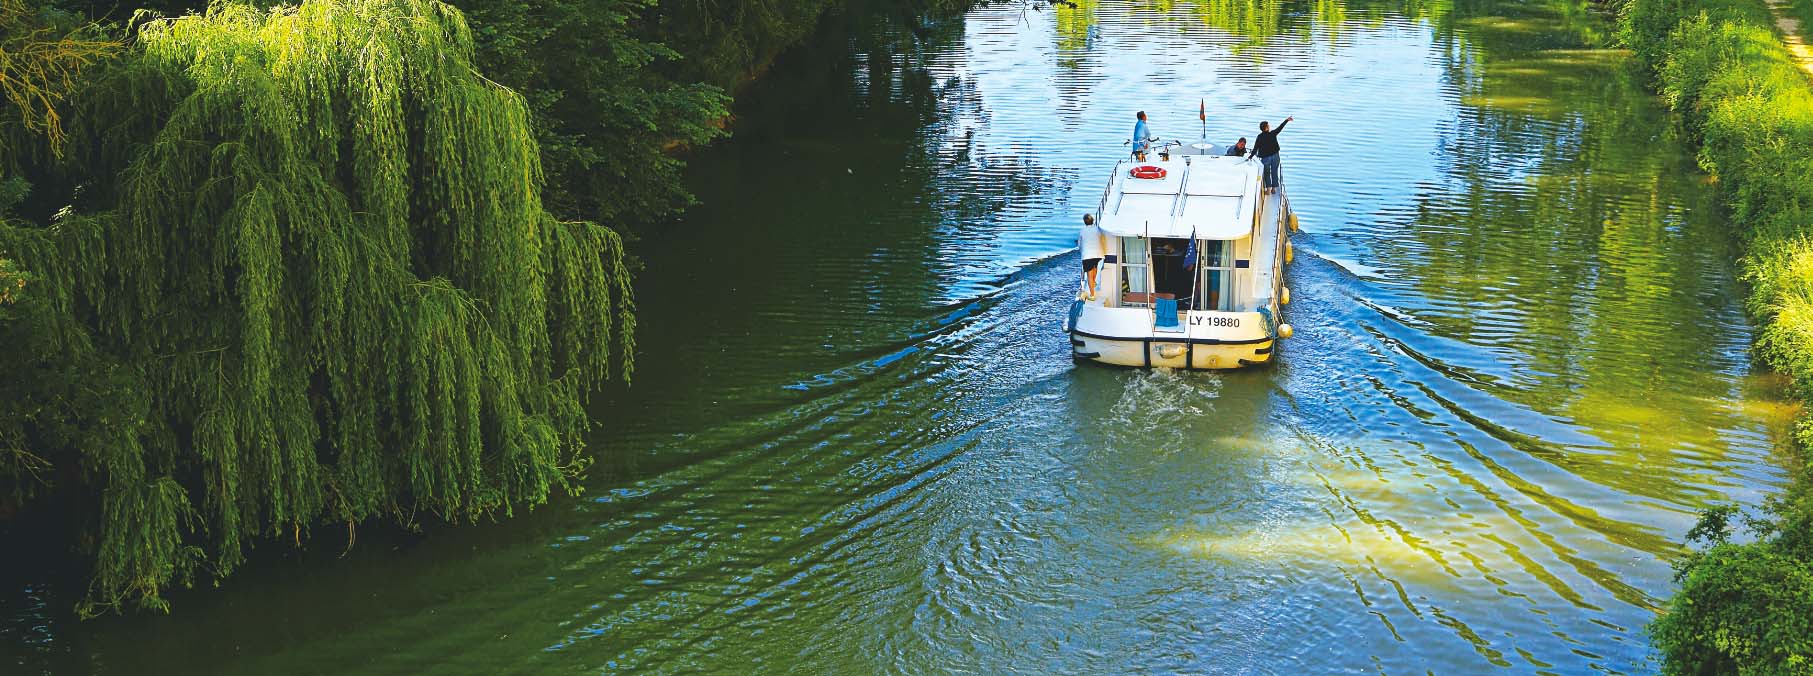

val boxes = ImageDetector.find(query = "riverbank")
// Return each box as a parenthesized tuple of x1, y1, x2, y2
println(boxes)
(1620, 0, 1813, 669)
(0, 0, 874, 617)
(0, 0, 987, 620)
(7, 0, 1792, 670)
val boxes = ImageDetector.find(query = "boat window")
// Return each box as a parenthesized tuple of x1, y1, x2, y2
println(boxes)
(1196, 239, 1238, 311)
(1120, 237, 1149, 307)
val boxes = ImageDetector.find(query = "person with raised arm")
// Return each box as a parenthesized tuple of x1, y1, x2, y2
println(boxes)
(1246, 116, 1294, 193)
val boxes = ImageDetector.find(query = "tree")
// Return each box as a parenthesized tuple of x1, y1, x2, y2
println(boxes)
(0, 0, 634, 614)
(450, 0, 730, 224)
(0, 0, 119, 157)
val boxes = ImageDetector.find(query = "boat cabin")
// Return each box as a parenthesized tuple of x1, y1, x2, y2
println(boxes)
(1092, 153, 1273, 316)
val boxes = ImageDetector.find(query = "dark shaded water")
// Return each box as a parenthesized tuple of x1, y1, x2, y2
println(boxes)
(4, 0, 1798, 673)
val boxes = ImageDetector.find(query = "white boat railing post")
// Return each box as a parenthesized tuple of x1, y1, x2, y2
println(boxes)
(1145, 219, 1154, 329)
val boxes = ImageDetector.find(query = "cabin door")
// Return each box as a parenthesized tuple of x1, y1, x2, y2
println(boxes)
(1196, 240, 1237, 311)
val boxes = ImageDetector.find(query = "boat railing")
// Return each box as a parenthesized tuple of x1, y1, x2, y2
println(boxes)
(1127, 137, 1182, 161)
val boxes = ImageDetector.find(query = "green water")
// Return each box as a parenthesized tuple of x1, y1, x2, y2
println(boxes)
(3, 0, 1798, 673)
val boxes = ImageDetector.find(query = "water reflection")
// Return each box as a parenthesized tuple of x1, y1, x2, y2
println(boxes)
(1, 0, 1794, 674)
(1055, 0, 1099, 52)
(1380, 0, 1766, 499)
(1181, 0, 1288, 48)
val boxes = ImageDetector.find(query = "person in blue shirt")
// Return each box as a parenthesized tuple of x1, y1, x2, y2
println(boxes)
(1132, 111, 1152, 159)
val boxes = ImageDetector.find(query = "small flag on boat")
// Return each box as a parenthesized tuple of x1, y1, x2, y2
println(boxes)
(1184, 229, 1199, 269)
(1199, 99, 1206, 121)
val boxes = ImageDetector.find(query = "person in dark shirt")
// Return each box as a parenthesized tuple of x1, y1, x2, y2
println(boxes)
(1245, 116, 1294, 192)
(1224, 137, 1248, 157)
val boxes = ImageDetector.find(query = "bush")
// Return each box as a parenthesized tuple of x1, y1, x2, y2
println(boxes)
(1624, 0, 1813, 670)
(1651, 499, 1813, 674)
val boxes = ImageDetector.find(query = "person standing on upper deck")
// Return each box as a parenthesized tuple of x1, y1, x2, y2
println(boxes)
(1246, 116, 1294, 193)
(1132, 111, 1152, 159)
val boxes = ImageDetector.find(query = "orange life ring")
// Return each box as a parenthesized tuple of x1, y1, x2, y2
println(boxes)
(1129, 165, 1167, 180)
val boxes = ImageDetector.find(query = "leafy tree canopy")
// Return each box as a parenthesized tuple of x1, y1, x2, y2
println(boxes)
(0, 0, 633, 614)
(447, 0, 731, 224)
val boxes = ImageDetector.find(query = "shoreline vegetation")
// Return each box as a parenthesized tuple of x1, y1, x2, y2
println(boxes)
(0, 2, 1807, 667)
(1619, 0, 1813, 669)
(0, 0, 930, 616)
(1, 0, 640, 617)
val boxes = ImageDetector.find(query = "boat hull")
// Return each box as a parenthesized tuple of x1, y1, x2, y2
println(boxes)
(1069, 331, 1274, 369)
(1066, 303, 1280, 369)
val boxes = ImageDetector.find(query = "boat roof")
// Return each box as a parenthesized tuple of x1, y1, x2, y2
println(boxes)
(1096, 155, 1262, 240)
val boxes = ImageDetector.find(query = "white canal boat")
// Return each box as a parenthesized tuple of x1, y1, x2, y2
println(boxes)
(1064, 140, 1298, 369)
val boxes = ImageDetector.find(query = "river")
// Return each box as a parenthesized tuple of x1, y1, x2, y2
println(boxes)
(2, 0, 1798, 673)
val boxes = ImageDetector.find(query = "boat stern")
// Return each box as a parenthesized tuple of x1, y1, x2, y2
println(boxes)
(1068, 305, 1279, 369)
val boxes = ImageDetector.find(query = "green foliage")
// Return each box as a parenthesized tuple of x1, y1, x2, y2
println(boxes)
(0, 253, 24, 308)
(448, 0, 730, 224)
(0, 0, 120, 157)
(0, 0, 633, 614)
(1652, 532, 1813, 675)
(446, 0, 917, 227)
(1619, 0, 1701, 67)
(0, 0, 874, 618)
(643, 0, 842, 90)
(1652, 484, 1813, 675)
(1621, 0, 1813, 670)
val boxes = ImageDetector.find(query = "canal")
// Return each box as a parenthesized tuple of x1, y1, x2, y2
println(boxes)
(3, 0, 1797, 672)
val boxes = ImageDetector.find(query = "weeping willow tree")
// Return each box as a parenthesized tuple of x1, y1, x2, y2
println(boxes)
(0, 0, 633, 614)
(0, 0, 119, 157)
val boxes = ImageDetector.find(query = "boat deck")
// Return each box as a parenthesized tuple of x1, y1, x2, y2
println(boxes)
(1250, 188, 1285, 308)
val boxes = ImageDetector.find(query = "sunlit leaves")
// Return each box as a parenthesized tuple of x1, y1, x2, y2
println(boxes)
(1626, 0, 1813, 670)
(0, 0, 633, 614)
(0, 0, 120, 157)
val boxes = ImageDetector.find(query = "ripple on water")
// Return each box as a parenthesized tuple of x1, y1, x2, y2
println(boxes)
(2, 1, 1796, 674)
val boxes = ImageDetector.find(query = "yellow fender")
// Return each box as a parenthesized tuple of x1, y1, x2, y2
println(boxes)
(1285, 240, 1295, 264)
(1288, 212, 1300, 232)
(1281, 286, 1291, 305)
(1278, 323, 1294, 339)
